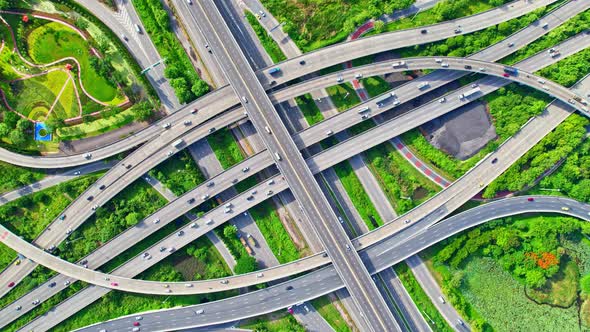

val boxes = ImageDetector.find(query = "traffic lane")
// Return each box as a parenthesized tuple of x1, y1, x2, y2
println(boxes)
(196, 0, 396, 329)
(257, 0, 557, 86)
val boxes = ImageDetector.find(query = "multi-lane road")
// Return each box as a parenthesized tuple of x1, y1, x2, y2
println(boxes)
(2, 25, 585, 324)
(2, 1, 588, 330)
(2, 53, 587, 295)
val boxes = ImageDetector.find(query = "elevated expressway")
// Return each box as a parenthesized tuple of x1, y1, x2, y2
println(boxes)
(0, 0, 557, 169)
(0, 0, 571, 293)
(2, 24, 589, 328)
(1, 0, 566, 295)
(1, 54, 587, 291)
(74, 195, 590, 332)
(193, 0, 398, 330)
(2, 43, 579, 330)
(1, 0, 582, 297)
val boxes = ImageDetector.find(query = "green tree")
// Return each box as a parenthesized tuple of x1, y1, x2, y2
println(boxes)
(234, 256, 257, 274)
(223, 224, 238, 239)
(9, 129, 27, 147)
(191, 80, 210, 98)
(0, 123, 9, 137)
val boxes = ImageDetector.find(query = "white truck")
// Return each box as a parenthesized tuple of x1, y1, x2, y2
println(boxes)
(171, 139, 184, 149)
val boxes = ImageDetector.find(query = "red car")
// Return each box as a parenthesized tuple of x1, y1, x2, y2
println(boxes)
(502, 73, 510, 78)
(287, 306, 294, 314)
(7, 282, 15, 288)
(527, 197, 534, 202)
(133, 322, 140, 327)
(110, 282, 119, 287)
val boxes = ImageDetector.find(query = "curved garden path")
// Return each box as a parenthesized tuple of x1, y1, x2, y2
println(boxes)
(0, 11, 129, 123)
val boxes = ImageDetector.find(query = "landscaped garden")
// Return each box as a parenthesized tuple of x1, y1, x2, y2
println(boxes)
(0, 3, 154, 153)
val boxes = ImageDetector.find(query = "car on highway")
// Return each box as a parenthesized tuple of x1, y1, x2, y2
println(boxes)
(132, 328, 140, 332)
(196, 309, 204, 315)
(7, 282, 14, 288)
(438, 296, 445, 304)
(287, 306, 294, 314)
(15, 305, 21, 311)
(111, 282, 119, 287)
(562, 207, 570, 211)
(286, 285, 293, 291)
(59, 214, 66, 220)
(299, 60, 306, 65)
(121, 34, 128, 41)
(134, 24, 141, 33)
(259, 10, 266, 17)
(528, 197, 534, 202)
(502, 73, 510, 78)
(133, 321, 140, 326)
(491, 157, 498, 164)
(153, 218, 160, 224)
(420, 29, 427, 34)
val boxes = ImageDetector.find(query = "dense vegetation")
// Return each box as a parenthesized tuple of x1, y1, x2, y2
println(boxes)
(325, 83, 361, 111)
(333, 160, 383, 230)
(250, 200, 300, 264)
(483, 114, 589, 198)
(55, 180, 167, 263)
(310, 296, 352, 332)
(207, 128, 245, 169)
(261, 0, 414, 52)
(242, 310, 306, 331)
(296, 93, 324, 126)
(150, 150, 205, 196)
(365, 142, 440, 214)
(132, 0, 209, 103)
(429, 215, 590, 330)
(536, 138, 590, 202)
(245, 12, 286, 63)
(0, 161, 45, 193)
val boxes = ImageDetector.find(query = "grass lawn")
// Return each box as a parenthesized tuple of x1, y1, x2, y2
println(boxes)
(249, 200, 300, 264)
(364, 142, 440, 214)
(296, 93, 324, 126)
(55, 106, 137, 140)
(149, 150, 206, 196)
(8, 70, 69, 120)
(332, 160, 383, 230)
(325, 83, 361, 112)
(27, 22, 122, 104)
(0, 161, 46, 193)
(310, 296, 352, 332)
(242, 310, 306, 331)
(393, 263, 453, 332)
(361, 76, 391, 98)
(208, 128, 245, 169)
(245, 12, 286, 63)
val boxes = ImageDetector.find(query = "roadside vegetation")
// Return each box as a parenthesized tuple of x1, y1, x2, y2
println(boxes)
(250, 200, 301, 264)
(245, 12, 287, 63)
(532, 138, 590, 202)
(132, 0, 209, 103)
(296, 93, 324, 126)
(365, 142, 440, 214)
(216, 224, 258, 275)
(361, 76, 391, 98)
(393, 264, 453, 332)
(55, 180, 167, 263)
(261, 0, 414, 52)
(325, 83, 361, 111)
(310, 296, 352, 332)
(149, 150, 206, 196)
(208, 128, 245, 169)
(0, 173, 100, 269)
(425, 214, 590, 330)
(242, 309, 306, 331)
(333, 161, 383, 230)
(0, 161, 46, 193)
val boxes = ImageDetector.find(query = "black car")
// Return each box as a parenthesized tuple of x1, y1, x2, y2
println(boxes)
(286, 286, 293, 291)
(48, 282, 56, 288)
(464, 65, 472, 70)
(421, 29, 428, 34)
(299, 60, 306, 65)
(491, 158, 498, 164)
(99, 184, 106, 190)
(187, 198, 196, 204)
(86, 196, 94, 201)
